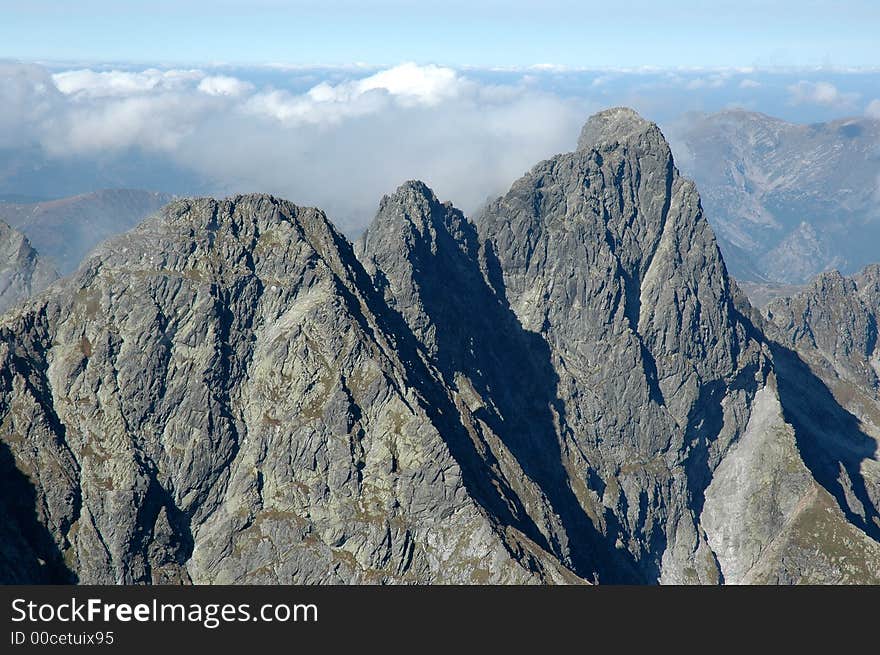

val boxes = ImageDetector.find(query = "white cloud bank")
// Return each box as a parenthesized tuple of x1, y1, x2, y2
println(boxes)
(245, 63, 470, 126)
(4, 63, 591, 230)
(198, 75, 254, 97)
(52, 68, 204, 97)
(787, 80, 860, 108)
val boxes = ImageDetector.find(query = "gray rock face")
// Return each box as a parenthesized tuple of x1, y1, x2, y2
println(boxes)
(0, 189, 173, 274)
(474, 107, 768, 582)
(358, 180, 634, 581)
(2, 108, 879, 585)
(0, 220, 58, 314)
(671, 110, 880, 285)
(0, 194, 576, 584)
(767, 267, 880, 396)
(758, 267, 880, 581)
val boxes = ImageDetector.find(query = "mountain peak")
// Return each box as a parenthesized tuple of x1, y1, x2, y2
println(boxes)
(390, 179, 436, 200)
(368, 180, 462, 247)
(576, 106, 666, 153)
(377, 180, 443, 221)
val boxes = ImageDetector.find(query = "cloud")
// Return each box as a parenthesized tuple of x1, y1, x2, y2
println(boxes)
(684, 74, 728, 90)
(527, 64, 571, 73)
(353, 63, 462, 104)
(198, 75, 253, 97)
(591, 75, 615, 87)
(245, 86, 389, 125)
(0, 61, 63, 148)
(13, 62, 877, 235)
(192, 67, 590, 227)
(787, 80, 860, 107)
(245, 63, 467, 126)
(39, 68, 241, 155)
(1, 62, 590, 230)
(44, 94, 220, 155)
(867, 99, 880, 119)
(739, 78, 761, 89)
(52, 68, 203, 97)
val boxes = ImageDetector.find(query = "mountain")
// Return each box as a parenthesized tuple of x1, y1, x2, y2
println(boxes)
(355, 108, 763, 582)
(767, 265, 880, 400)
(0, 194, 579, 584)
(735, 280, 806, 309)
(1, 108, 879, 584)
(671, 110, 880, 285)
(0, 219, 58, 314)
(758, 267, 880, 581)
(0, 189, 173, 275)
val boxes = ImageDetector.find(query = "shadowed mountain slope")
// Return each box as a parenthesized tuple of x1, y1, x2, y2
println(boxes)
(2, 109, 879, 584)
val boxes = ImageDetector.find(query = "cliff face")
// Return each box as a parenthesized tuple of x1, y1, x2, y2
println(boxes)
(475, 108, 770, 583)
(767, 267, 880, 396)
(762, 266, 880, 583)
(0, 195, 577, 584)
(0, 219, 58, 314)
(2, 108, 879, 585)
(357, 108, 880, 584)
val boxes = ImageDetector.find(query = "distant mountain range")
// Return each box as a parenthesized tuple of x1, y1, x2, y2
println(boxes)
(2, 109, 879, 584)
(671, 110, 880, 285)
(0, 189, 173, 275)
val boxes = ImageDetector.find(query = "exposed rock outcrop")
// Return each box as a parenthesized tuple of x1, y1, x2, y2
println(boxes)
(2, 108, 879, 584)
(0, 195, 576, 584)
(0, 220, 58, 314)
(474, 107, 768, 582)
(767, 266, 880, 396)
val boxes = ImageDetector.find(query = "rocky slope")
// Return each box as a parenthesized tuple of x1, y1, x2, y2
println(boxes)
(469, 108, 768, 582)
(356, 107, 879, 583)
(0, 189, 173, 274)
(0, 220, 58, 314)
(0, 194, 579, 584)
(671, 110, 880, 285)
(767, 266, 880, 397)
(1, 108, 879, 584)
(757, 267, 880, 581)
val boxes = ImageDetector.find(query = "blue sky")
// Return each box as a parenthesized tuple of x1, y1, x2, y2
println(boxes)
(2, 0, 878, 68)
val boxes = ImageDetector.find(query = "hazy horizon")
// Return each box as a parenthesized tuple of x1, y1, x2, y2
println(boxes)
(3, 59, 879, 230)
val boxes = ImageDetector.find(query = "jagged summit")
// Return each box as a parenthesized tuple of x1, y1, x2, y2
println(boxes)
(576, 106, 668, 154)
(767, 264, 880, 395)
(383, 179, 436, 203)
(371, 180, 449, 236)
(0, 187, 577, 585)
(358, 180, 478, 287)
(2, 108, 880, 585)
(71, 193, 358, 291)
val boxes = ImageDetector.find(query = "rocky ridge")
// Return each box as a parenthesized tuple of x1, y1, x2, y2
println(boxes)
(768, 266, 880, 396)
(1, 109, 879, 584)
(0, 219, 58, 314)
